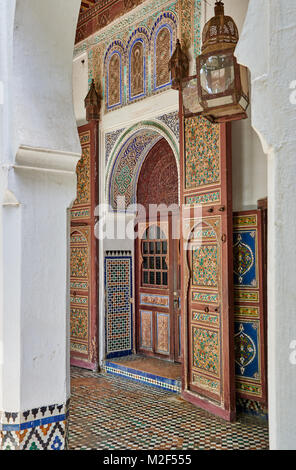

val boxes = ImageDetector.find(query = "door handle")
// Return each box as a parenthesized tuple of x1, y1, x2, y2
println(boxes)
(174, 298, 180, 308)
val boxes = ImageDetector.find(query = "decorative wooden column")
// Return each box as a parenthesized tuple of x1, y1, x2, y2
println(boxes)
(69, 81, 100, 370)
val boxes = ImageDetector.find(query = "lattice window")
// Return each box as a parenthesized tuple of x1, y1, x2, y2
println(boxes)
(129, 39, 145, 100)
(107, 51, 122, 109)
(141, 225, 168, 287)
(155, 26, 172, 90)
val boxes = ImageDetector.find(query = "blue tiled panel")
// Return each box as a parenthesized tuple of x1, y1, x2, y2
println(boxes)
(104, 255, 133, 358)
(103, 361, 181, 394)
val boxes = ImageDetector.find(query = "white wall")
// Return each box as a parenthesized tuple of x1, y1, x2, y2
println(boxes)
(0, 0, 81, 417)
(12, 0, 80, 156)
(232, 114, 267, 211)
(236, 0, 296, 450)
(73, 53, 88, 126)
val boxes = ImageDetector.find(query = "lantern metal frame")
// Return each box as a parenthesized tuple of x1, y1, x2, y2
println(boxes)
(171, 1, 250, 124)
(195, 48, 249, 123)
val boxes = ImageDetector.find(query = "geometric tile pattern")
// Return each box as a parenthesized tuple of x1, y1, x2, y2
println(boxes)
(110, 129, 160, 210)
(157, 111, 179, 141)
(103, 361, 181, 393)
(0, 400, 70, 450)
(105, 253, 133, 358)
(69, 368, 269, 450)
(105, 128, 125, 165)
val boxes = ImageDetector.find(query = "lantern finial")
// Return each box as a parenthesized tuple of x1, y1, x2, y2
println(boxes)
(202, 1, 238, 54)
(215, 1, 224, 16)
(84, 79, 101, 122)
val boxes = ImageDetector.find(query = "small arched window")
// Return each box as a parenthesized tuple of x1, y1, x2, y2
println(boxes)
(129, 39, 145, 100)
(107, 51, 122, 109)
(154, 26, 172, 90)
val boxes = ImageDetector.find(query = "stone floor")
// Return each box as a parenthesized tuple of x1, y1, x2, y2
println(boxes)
(69, 367, 269, 450)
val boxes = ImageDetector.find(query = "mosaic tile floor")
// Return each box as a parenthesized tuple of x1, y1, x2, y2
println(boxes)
(69, 367, 269, 450)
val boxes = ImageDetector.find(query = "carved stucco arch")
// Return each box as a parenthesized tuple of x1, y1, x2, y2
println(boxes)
(105, 120, 180, 212)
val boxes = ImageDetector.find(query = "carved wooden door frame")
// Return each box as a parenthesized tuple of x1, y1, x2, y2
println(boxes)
(70, 122, 99, 370)
(135, 217, 176, 361)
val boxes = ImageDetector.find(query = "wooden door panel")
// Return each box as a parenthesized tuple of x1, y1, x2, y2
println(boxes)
(155, 312, 170, 355)
(136, 221, 174, 360)
(180, 115, 235, 421)
(187, 216, 222, 402)
(70, 122, 98, 370)
(140, 310, 153, 351)
(233, 209, 267, 404)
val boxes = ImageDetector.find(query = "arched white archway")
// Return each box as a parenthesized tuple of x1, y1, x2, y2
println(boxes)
(235, 0, 296, 450)
(0, 0, 81, 450)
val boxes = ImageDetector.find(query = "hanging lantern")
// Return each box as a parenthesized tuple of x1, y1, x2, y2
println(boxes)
(169, 39, 189, 90)
(195, 1, 249, 123)
(85, 79, 101, 122)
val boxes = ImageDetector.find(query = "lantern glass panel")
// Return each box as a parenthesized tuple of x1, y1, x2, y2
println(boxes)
(200, 53, 235, 95)
(182, 78, 203, 114)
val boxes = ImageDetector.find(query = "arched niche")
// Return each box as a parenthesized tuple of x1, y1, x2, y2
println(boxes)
(106, 121, 180, 212)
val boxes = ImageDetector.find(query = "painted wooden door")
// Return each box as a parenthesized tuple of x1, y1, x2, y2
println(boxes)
(136, 219, 179, 361)
(233, 208, 267, 404)
(174, 238, 182, 363)
(180, 115, 235, 421)
(70, 122, 98, 370)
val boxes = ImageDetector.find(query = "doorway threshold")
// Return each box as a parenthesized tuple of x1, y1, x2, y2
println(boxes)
(103, 355, 181, 394)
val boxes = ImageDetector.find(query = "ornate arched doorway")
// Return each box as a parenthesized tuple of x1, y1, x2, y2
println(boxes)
(135, 138, 181, 362)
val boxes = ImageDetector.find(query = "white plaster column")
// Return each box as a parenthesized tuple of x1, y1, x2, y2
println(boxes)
(0, 0, 81, 450)
(236, 0, 296, 450)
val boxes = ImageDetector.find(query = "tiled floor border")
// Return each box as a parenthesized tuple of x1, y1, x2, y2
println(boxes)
(103, 361, 181, 393)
